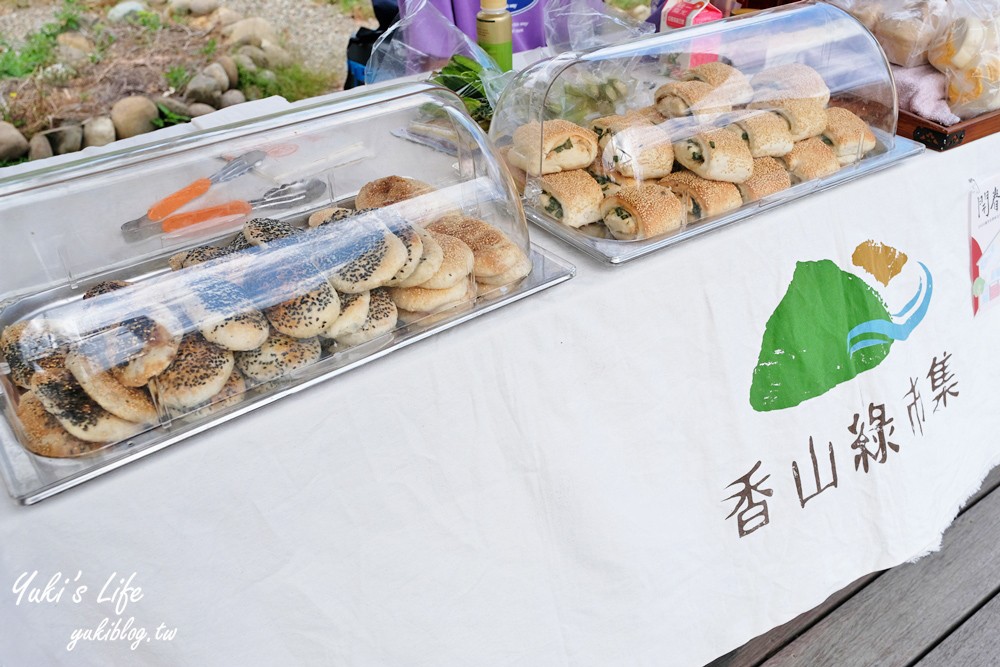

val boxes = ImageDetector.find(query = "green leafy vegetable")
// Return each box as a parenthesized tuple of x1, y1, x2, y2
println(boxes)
(430, 54, 492, 131)
(553, 138, 573, 153)
(544, 196, 564, 219)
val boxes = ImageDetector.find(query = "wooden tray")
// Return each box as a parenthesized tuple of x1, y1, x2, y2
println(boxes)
(897, 108, 1000, 151)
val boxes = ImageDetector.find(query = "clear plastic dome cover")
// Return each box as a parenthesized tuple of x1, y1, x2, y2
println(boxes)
(0, 82, 573, 503)
(489, 1, 924, 264)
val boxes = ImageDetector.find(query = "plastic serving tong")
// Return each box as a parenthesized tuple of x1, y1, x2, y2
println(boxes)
(121, 150, 267, 241)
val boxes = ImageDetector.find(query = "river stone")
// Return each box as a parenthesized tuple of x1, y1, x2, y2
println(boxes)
(216, 55, 238, 88)
(0, 122, 29, 161)
(152, 96, 190, 118)
(187, 103, 216, 117)
(184, 73, 223, 106)
(56, 44, 90, 70)
(232, 54, 257, 75)
(108, 1, 148, 22)
(167, 0, 190, 12)
(236, 45, 268, 68)
(259, 40, 293, 69)
(83, 116, 116, 147)
(28, 133, 53, 160)
(51, 124, 83, 154)
(111, 96, 158, 139)
(222, 17, 277, 48)
(216, 7, 243, 26)
(189, 0, 218, 15)
(202, 62, 230, 90)
(219, 89, 246, 108)
(57, 32, 95, 53)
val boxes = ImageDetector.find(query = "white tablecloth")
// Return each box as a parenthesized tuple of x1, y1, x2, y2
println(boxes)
(2, 101, 999, 666)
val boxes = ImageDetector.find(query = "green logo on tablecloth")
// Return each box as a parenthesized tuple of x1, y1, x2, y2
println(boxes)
(750, 243, 933, 412)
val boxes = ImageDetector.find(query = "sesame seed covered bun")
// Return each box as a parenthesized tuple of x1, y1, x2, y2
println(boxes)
(31, 369, 143, 443)
(600, 184, 685, 240)
(737, 157, 792, 203)
(308, 207, 354, 228)
(1, 320, 69, 390)
(383, 219, 424, 286)
(244, 217, 299, 246)
(322, 290, 371, 340)
(153, 334, 235, 411)
(414, 232, 474, 290)
(673, 127, 753, 183)
(322, 226, 409, 294)
(822, 107, 877, 165)
(395, 226, 445, 288)
(779, 137, 841, 183)
(750, 98, 827, 142)
(659, 171, 743, 220)
(16, 391, 106, 458)
(728, 111, 794, 158)
(64, 349, 157, 424)
(498, 146, 527, 195)
(188, 367, 248, 420)
(334, 288, 398, 347)
(168, 245, 231, 271)
(508, 120, 599, 176)
(586, 159, 637, 196)
(751, 64, 831, 106)
(355, 176, 434, 209)
(654, 80, 733, 118)
(398, 279, 478, 325)
(476, 248, 533, 288)
(590, 114, 652, 149)
(682, 62, 754, 105)
(234, 331, 321, 384)
(82, 280, 130, 299)
(538, 170, 604, 229)
(425, 216, 524, 280)
(262, 272, 342, 339)
(388, 275, 474, 313)
(604, 124, 675, 180)
(185, 279, 270, 352)
(625, 105, 666, 124)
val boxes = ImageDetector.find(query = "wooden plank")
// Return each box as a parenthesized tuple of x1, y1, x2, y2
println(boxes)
(761, 483, 1000, 667)
(703, 465, 1000, 667)
(897, 108, 1000, 152)
(917, 592, 1000, 667)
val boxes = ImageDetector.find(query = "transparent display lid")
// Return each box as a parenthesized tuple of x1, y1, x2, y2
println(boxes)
(0, 82, 575, 504)
(489, 1, 926, 264)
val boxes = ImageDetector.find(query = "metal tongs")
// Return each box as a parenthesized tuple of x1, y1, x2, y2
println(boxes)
(121, 150, 267, 241)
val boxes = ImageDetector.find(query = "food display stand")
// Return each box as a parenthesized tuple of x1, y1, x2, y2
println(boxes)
(2, 12, 1000, 666)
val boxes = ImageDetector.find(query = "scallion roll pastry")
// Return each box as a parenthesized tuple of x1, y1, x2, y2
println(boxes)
(625, 105, 665, 124)
(673, 127, 753, 183)
(654, 80, 733, 119)
(750, 98, 828, 142)
(538, 170, 604, 228)
(590, 114, 652, 149)
(585, 159, 637, 196)
(499, 146, 527, 195)
(779, 137, 841, 183)
(659, 170, 742, 221)
(682, 62, 754, 106)
(602, 124, 675, 180)
(600, 184, 685, 240)
(822, 107, 877, 165)
(751, 63, 831, 106)
(728, 110, 794, 158)
(737, 157, 792, 203)
(508, 120, 599, 176)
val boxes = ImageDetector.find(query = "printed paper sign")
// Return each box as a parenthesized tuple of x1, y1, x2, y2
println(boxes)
(969, 175, 1000, 315)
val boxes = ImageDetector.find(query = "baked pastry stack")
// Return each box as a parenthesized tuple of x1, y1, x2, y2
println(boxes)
(2, 174, 535, 457)
(512, 61, 879, 240)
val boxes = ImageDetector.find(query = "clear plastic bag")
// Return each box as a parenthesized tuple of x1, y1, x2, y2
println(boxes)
(824, 0, 884, 32)
(365, 0, 514, 124)
(927, 0, 1000, 119)
(872, 0, 948, 68)
(543, 0, 655, 54)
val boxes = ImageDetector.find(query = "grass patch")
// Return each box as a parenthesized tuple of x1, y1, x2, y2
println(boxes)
(328, 0, 374, 21)
(238, 63, 336, 102)
(0, 0, 84, 78)
(165, 65, 191, 91)
(201, 38, 217, 57)
(151, 103, 190, 128)
(128, 10, 162, 31)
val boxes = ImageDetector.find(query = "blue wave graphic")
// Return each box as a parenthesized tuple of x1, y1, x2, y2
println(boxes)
(847, 262, 933, 357)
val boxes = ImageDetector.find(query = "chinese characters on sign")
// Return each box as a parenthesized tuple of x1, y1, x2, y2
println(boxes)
(725, 353, 959, 538)
(970, 177, 1000, 314)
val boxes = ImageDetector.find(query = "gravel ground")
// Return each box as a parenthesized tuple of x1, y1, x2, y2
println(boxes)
(0, 0, 370, 89)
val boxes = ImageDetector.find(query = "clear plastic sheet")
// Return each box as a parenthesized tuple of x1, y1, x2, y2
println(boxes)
(543, 0, 655, 54)
(927, 0, 1000, 119)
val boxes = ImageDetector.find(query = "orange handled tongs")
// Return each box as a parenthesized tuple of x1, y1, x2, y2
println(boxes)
(121, 149, 267, 242)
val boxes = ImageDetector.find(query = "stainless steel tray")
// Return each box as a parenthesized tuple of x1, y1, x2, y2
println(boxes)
(525, 131, 925, 265)
(0, 244, 574, 505)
